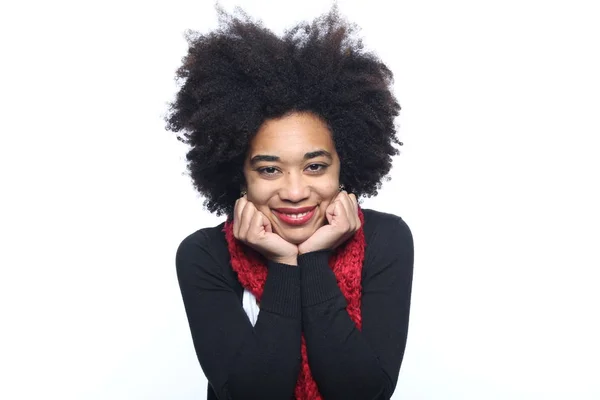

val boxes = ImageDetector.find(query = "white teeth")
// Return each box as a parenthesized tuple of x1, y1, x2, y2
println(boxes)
(285, 211, 309, 218)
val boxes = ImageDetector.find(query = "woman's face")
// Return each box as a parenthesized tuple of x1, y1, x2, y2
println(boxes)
(242, 111, 341, 245)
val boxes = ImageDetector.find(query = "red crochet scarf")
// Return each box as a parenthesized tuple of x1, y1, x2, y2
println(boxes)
(223, 208, 366, 399)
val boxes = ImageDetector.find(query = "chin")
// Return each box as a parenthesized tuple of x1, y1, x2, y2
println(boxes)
(269, 213, 325, 245)
(277, 229, 311, 245)
(285, 235, 309, 245)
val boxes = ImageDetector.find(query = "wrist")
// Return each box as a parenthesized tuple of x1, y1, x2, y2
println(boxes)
(298, 244, 325, 255)
(270, 256, 298, 266)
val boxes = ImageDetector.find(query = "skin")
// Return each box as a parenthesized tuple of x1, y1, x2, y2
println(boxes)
(233, 111, 360, 265)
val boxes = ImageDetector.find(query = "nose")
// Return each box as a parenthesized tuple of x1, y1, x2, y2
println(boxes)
(278, 172, 310, 203)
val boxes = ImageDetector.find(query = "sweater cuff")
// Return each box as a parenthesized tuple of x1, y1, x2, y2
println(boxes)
(260, 261, 301, 319)
(298, 250, 342, 307)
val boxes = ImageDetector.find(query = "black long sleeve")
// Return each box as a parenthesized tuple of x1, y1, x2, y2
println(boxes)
(176, 210, 413, 400)
(299, 212, 414, 400)
(176, 227, 302, 400)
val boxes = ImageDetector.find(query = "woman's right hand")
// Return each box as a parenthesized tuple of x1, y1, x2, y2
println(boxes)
(233, 195, 298, 265)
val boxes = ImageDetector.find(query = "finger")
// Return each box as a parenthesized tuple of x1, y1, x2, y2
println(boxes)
(233, 198, 241, 237)
(233, 197, 248, 237)
(348, 193, 361, 229)
(339, 192, 359, 231)
(348, 193, 360, 226)
(336, 191, 354, 226)
(328, 199, 345, 225)
(324, 200, 336, 223)
(349, 193, 358, 211)
(248, 209, 265, 241)
(234, 196, 247, 224)
(328, 195, 342, 215)
(333, 189, 344, 202)
(260, 212, 273, 233)
(239, 201, 256, 240)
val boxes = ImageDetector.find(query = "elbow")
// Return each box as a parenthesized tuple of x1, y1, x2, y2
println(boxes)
(224, 381, 295, 400)
(366, 370, 395, 400)
(318, 369, 395, 400)
(223, 367, 299, 400)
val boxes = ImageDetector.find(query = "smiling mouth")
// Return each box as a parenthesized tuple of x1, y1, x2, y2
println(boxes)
(272, 206, 317, 226)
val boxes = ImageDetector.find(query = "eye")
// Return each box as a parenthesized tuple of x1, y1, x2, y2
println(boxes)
(305, 164, 327, 173)
(257, 166, 280, 176)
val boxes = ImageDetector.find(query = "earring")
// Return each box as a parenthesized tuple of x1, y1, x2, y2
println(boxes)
(240, 189, 247, 197)
(338, 184, 345, 192)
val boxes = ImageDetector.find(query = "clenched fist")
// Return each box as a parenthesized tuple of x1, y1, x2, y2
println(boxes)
(297, 191, 360, 255)
(233, 195, 299, 265)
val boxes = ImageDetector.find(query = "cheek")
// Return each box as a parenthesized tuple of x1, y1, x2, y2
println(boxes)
(321, 182, 339, 200)
(247, 182, 274, 207)
(248, 191, 268, 207)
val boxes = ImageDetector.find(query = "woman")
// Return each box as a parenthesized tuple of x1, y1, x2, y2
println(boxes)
(167, 7, 414, 400)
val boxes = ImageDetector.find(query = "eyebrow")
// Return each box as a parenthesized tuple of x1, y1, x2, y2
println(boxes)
(249, 150, 332, 166)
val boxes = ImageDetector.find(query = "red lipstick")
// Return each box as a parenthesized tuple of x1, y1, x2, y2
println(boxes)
(272, 206, 317, 226)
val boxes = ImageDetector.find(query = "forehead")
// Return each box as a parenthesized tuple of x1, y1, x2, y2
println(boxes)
(249, 112, 335, 155)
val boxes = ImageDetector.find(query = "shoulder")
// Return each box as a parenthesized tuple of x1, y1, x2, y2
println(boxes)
(176, 222, 228, 259)
(361, 208, 414, 268)
(362, 208, 413, 247)
(175, 222, 233, 281)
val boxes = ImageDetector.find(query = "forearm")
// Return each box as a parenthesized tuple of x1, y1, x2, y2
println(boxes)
(304, 299, 393, 399)
(225, 316, 301, 399)
(299, 251, 399, 400)
(179, 257, 302, 400)
(224, 262, 302, 399)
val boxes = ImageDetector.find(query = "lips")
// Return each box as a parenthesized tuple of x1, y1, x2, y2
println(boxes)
(272, 206, 317, 226)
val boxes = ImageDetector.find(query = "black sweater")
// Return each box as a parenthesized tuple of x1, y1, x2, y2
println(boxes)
(176, 209, 414, 400)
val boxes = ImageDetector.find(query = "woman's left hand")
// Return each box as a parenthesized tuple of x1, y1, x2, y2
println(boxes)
(298, 191, 361, 254)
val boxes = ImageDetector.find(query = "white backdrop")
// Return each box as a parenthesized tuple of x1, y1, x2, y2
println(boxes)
(1, 0, 599, 399)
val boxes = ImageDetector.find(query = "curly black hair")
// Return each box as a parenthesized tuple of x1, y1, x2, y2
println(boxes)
(166, 6, 402, 216)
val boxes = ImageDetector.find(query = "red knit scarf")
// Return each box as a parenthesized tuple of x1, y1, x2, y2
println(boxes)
(223, 208, 366, 399)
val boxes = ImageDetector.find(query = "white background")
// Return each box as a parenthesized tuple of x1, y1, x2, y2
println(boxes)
(1, 0, 599, 399)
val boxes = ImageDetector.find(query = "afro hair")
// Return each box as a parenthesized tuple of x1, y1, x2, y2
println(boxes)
(166, 6, 402, 216)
